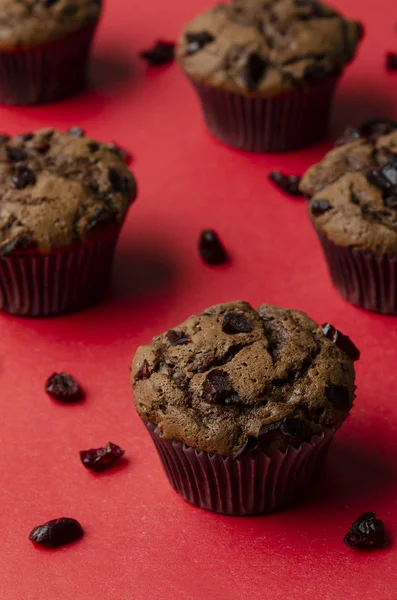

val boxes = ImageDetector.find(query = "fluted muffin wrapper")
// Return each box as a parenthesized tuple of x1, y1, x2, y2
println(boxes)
(0, 228, 120, 317)
(144, 420, 334, 516)
(188, 75, 339, 153)
(317, 232, 397, 315)
(0, 22, 98, 106)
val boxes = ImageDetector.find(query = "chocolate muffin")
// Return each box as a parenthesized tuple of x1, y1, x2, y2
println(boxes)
(0, 0, 102, 105)
(300, 119, 397, 314)
(0, 127, 137, 316)
(132, 301, 358, 515)
(176, 0, 362, 152)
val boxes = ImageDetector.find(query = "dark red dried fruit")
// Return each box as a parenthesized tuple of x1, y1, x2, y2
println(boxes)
(140, 41, 175, 66)
(6, 146, 27, 163)
(199, 230, 229, 265)
(360, 118, 397, 140)
(269, 171, 302, 196)
(45, 372, 84, 403)
(186, 31, 214, 55)
(326, 384, 351, 409)
(13, 166, 36, 189)
(386, 52, 397, 71)
(68, 126, 85, 138)
(167, 330, 190, 345)
(322, 323, 360, 361)
(135, 359, 151, 381)
(335, 126, 361, 147)
(243, 52, 267, 92)
(80, 441, 125, 472)
(222, 313, 253, 334)
(29, 518, 83, 548)
(203, 370, 237, 404)
(312, 199, 332, 216)
(344, 512, 387, 549)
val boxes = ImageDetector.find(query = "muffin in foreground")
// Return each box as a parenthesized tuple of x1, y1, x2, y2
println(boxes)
(300, 120, 397, 315)
(0, 0, 102, 105)
(132, 301, 358, 515)
(176, 0, 362, 153)
(0, 128, 137, 317)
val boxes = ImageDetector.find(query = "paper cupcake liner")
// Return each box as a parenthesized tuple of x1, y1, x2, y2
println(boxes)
(317, 232, 397, 315)
(144, 420, 334, 515)
(0, 230, 119, 317)
(189, 75, 339, 153)
(0, 22, 98, 105)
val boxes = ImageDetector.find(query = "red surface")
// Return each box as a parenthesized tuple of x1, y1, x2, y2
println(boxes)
(1, 1, 397, 598)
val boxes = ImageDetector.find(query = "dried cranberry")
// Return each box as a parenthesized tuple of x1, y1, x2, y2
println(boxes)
(29, 518, 83, 548)
(140, 41, 175, 66)
(203, 370, 237, 404)
(360, 118, 397, 140)
(243, 52, 267, 92)
(45, 372, 84, 402)
(135, 359, 151, 381)
(386, 52, 397, 71)
(344, 513, 387, 549)
(186, 31, 215, 55)
(326, 384, 351, 409)
(68, 126, 85, 138)
(199, 230, 229, 265)
(269, 170, 302, 196)
(222, 313, 253, 334)
(6, 146, 27, 163)
(312, 199, 332, 216)
(335, 126, 361, 147)
(13, 166, 36, 190)
(322, 323, 360, 361)
(167, 330, 190, 345)
(80, 441, 125, 472)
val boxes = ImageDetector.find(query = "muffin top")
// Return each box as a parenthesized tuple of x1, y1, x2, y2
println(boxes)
(300, 120, 397, 254)
(0, 128, 137, 255)
(177, 0, 362, 97)
(0, 0, 101, 48)
(132, 301, 358, 456)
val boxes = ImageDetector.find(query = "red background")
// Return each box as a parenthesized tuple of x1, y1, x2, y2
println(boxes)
(1, 0, 397, 598)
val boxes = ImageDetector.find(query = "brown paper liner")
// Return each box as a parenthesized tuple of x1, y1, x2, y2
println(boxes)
(144, 421, 334, 515)
(189, 75, 339, 153)
(0, 22, 98, 105)
(317, 232, 397, 315)
(0, 229, 120, 317)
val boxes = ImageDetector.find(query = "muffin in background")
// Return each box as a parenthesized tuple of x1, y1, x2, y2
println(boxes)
(0, 0, 102, 105)
(300, 120, 397, 315)
(0, 128, 137, 317)
(176, 0, 362, 153)
(132, 301, 358, 515)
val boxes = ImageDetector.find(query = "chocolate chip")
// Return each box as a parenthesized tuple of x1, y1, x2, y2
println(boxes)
(222, 313, 253, 334)
(45, 372, 84, 403)
(243, 52, 267, 92)
(386, 52, 397, 71)
(304, 63, 328, 82)
(0, 133, 10, 143)
(80, 442, 125, 472)
(381, 160, 397, 186)
(88, 142, 100, 152)
(326, 384, 351, 409)
(203, 370, 237, 404)
(1, 232, 32, 256)
(383, 194, 397, 209)
(86, 206, 113, 231)
(366, 167, 392, 192)
(360, 118, 397, 140)
(280, 417, 310, 440)
(140, 41, 175, 66)
(335, 126, 361, 147)
(199, 230, 229, 265)
(269, 171, 302, 196)
(13, 166, 36, 190)
(186, 31, 215, 55)
(108, 167, 131, 194)
(6, 146, 27, 163)
(29, 518, 83, 548)
(322, 323, 360, 361)
(312, 199, 332, 216)
(344, 513, 387, 549)
(135, 359, 151, 381)
(258, 421, 283, 436)
(233, 435, 258, 458)
(34, 142, 50, 154)
(68, 126, 85, 138)
(167, 330, 190, 345)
